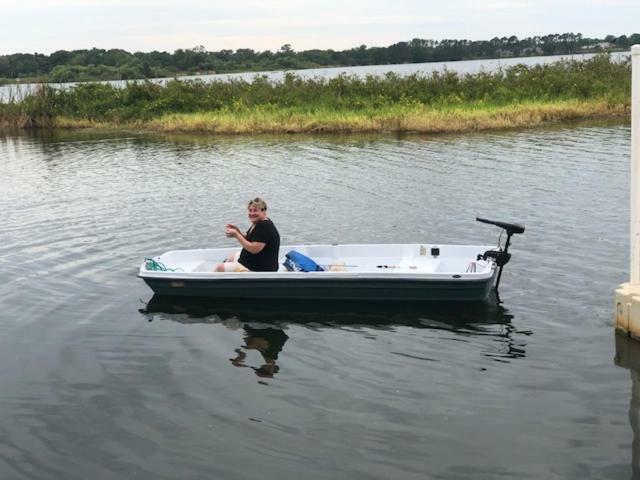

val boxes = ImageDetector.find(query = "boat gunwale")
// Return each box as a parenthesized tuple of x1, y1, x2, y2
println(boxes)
(138, 243, 498, 282)
(137, 270, 496, 282)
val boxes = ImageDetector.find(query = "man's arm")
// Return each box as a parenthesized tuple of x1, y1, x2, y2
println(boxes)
(235, 233, 266, 254)
(225, 226, 266, 254)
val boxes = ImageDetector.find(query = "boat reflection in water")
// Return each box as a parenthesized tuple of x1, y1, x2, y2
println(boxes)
(141, 292, 515, 327)
(140, 293, 527, 377)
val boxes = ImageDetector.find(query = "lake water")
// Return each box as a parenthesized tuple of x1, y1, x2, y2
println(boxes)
(0, 122, 637, 479)
(0, 51, 630, 102)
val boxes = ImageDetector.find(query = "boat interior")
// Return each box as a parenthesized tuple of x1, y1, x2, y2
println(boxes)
(150, 244, 495, 275)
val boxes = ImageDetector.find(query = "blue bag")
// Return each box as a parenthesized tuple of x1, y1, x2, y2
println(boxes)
(283, 250, 325, 272)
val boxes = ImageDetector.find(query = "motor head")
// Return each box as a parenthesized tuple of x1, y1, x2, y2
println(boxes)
(476, 217, 525, 236)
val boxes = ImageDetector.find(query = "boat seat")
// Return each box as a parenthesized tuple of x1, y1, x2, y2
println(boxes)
(192, 261, 217, 272)
(192, 261, 293, 273)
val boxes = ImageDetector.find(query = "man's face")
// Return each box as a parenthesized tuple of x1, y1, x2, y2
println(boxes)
(247, 205, 267, 223)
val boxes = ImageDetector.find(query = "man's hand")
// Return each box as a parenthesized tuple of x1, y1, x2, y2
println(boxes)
(225, 224, 241, 238)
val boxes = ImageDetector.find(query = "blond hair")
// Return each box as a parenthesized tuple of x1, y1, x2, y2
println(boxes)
(248, 197, 267, 211)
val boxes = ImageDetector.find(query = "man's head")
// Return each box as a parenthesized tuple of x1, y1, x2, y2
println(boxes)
(248, 197, 267, 211)
(247, 197, 268, 223)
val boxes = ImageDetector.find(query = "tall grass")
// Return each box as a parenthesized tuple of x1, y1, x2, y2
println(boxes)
(0, 54, 630, 133)
(138, 100, 623, 133)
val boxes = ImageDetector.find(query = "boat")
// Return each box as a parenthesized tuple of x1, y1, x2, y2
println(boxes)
(138, 217, 524, 302)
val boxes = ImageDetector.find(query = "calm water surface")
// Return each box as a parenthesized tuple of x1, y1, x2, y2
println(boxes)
(0, 123, 636, 479)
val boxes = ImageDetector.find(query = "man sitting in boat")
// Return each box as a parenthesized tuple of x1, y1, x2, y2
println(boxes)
(215, 197, 281, 272)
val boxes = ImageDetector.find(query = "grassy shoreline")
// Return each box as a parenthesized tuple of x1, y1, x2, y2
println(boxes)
(0, 54, 630, 135)
(45, 99, 627, 134)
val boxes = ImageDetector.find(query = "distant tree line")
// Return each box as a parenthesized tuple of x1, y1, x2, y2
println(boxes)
(1, 32, 638, 83)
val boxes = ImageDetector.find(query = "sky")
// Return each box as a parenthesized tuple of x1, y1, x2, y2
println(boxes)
(0, 0, 638, 55)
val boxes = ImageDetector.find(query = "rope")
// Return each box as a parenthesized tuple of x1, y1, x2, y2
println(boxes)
(144, 257, 183, 272)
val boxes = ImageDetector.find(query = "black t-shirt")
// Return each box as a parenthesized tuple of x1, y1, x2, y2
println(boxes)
(238, 219, 280, 272)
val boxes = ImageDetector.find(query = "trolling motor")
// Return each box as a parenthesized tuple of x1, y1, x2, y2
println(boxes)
(476, 217, 525, 297)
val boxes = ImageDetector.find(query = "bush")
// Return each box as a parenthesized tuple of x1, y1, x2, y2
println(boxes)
(1, 53, 630, 125)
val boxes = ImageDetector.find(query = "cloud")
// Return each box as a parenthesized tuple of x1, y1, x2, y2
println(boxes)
(194, 14, 444, 29)
(474, 1, 529, 9)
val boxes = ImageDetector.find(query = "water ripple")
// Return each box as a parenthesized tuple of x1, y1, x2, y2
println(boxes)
(0, 124, 633, 479)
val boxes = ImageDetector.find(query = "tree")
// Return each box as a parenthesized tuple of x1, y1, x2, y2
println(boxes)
(1, 31, 637, 83)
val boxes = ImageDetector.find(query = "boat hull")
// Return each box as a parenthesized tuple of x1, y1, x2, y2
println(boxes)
(141, 275, 496, 302)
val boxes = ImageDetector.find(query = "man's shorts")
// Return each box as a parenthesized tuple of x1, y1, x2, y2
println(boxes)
(221, 251, 249, 272)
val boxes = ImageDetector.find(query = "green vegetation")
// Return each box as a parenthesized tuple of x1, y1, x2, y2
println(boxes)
(1, 32, 638, 84)
(0, 54, 630, 134)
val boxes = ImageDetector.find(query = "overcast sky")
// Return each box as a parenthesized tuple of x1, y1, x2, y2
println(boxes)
(0, 0, 638, 55)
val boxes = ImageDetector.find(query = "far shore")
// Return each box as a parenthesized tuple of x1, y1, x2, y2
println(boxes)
(0, 54, 630, 135)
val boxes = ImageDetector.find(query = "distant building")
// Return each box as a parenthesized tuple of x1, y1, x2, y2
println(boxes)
(520, 47, 544, 56)
(580, 42, 614, 51)
(495, 49, 514, 58)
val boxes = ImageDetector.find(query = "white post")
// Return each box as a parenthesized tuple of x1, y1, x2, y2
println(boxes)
(631, 45, 640, 284)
